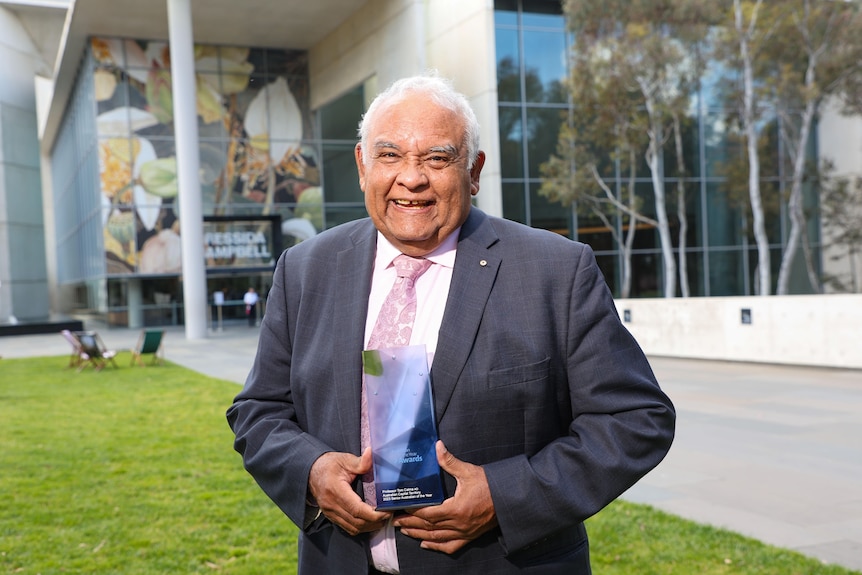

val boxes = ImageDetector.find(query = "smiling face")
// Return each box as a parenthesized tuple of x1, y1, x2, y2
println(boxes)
(355, 93, 485, 257)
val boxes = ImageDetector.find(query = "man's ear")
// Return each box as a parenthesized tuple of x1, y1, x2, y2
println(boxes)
(469, 151, 486, 196)
(354, 143, 367, 191)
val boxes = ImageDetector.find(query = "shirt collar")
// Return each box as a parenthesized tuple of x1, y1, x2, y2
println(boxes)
(374, 229, 460, 271)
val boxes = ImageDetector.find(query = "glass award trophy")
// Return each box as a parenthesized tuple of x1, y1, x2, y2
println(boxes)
(362, 344, 445, 510)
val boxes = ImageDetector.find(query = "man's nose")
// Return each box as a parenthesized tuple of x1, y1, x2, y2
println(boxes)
(395, 157, 429, 189)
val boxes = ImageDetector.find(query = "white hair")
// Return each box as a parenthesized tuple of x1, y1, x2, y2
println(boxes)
(357, 73, 481, 168)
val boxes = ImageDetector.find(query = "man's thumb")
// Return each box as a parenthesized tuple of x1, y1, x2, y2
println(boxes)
(435, 440, 462, 475)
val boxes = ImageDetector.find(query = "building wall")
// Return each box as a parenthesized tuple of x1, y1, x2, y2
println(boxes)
(615, 294, 862, 369)
(308, 0, 503, 216)
(0, 7, 49, 322)
(818, 99, 862, 294)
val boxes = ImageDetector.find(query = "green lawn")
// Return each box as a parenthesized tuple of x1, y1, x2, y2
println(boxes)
(1, 354, 857, 574)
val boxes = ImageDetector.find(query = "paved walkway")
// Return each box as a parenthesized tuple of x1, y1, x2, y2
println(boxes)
(2, 326, 860, 572)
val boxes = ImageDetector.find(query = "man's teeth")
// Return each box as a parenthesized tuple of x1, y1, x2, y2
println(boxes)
(393, 199, 430, 206)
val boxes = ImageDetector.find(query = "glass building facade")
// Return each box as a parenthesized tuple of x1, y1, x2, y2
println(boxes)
(494, 0, 821, 298)
(48, 2, 823, 326)
(51, 39, 363, 325)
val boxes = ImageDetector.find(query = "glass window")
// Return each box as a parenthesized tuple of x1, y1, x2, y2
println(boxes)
(709, 249, 745, 295)
(629, 252, 662, 298)
(496, 28, 521, 102)
(322, 143, 361, 203)
(498, 106, 525, 178)
(320, 85, 364, 140)
(682, 250, 705, 297)
(502, 182, 527, 224)
(526, 106, 565, 177)
(521, 0, 564, 28)
(325, 206, 368, 230)
(522, 30, 567, 103)
(529, 182, 570, 235)
(494, 0, 518, 25)
(705, 182, 742, 247)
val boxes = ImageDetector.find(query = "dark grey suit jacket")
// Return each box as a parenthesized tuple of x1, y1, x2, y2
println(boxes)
(227, 208, 675, 574)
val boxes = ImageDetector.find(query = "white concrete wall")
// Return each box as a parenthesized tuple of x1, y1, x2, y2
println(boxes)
(615, 295, 862, 369)
(818, 99, 862, 293)
(308, 0, 503, 217)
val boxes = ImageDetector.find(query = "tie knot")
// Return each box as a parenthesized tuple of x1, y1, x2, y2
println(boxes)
(393, 254, 432, 280)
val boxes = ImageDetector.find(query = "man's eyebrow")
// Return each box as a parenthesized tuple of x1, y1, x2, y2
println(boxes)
(372, 141, 400, 152)
(370, 142, 459, 156)
(428, 145, 459, 156)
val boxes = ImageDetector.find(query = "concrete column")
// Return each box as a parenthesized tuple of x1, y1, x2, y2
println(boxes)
(127, 278, 142, 328)
(167, 0, 207, 339)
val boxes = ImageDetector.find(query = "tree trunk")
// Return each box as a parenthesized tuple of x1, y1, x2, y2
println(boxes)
(735, 0, 771, 295)
(776, 100, 817, 294)
(640, 87, 677, 298)
(673, 113, 690, 297)
(622, 147, 638, 298)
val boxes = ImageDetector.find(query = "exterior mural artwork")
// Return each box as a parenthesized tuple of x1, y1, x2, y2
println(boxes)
(91, 37, 321, 276)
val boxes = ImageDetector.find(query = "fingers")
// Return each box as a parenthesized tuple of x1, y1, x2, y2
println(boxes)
(356, 446, 374, 475)
(393, 442, 498, 554)
(435, 440, 459, 472)
(308, 450, 390, 535)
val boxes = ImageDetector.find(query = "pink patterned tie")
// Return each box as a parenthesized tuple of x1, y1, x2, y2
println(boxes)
(361, 254, 432, 573)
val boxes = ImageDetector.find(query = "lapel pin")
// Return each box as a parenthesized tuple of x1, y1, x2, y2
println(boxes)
(479, 259, 487, 267)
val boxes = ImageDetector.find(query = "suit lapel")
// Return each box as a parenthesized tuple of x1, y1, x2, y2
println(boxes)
(432, 210, 500, 420)
(332, 222, 376, 454)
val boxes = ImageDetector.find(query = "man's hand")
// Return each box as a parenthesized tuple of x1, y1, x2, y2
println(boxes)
(394, 441, 498, 554)
(308, 448, 391, 535)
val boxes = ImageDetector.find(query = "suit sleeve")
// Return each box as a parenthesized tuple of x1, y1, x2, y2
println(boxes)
(483, 244, 676, 554)
(226, 251, 333, 529)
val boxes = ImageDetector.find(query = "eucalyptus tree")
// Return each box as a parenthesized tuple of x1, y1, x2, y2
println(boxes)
(722, 0, 777, 294)
(540, 42, 650, 298)
(768, 0, 862, 295)
(545, 0, 710, 298)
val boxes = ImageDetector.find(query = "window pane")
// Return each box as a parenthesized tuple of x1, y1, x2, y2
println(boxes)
(706, 182, 742, 247)
(710, 249, 745, 295)
(494, 0, 518, 25)
(577, 211, 616, 252)
(496, 28, 521, 102)
(522, 30, 567, 103)
(502, 182, 526, 224)
(682, 250, 705, 296)
(322, 143, 361, 203)
(325, 206, 367, 230)
(629, 252, 662, 297)
(530, 182, 570, 235)
(498, 106, 524, 178)
(320, 85, 364, 140)
(526, 106, 565, 177)
(521, 0, 564, 27)
(674, 181, 703, 248)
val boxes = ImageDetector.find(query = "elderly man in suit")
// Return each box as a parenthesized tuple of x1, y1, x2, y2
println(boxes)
(227, 74, 675, 574)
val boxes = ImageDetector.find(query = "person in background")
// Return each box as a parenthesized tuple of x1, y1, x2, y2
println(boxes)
(243, 287, 259, 327)
(227, 73, 675, 574)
